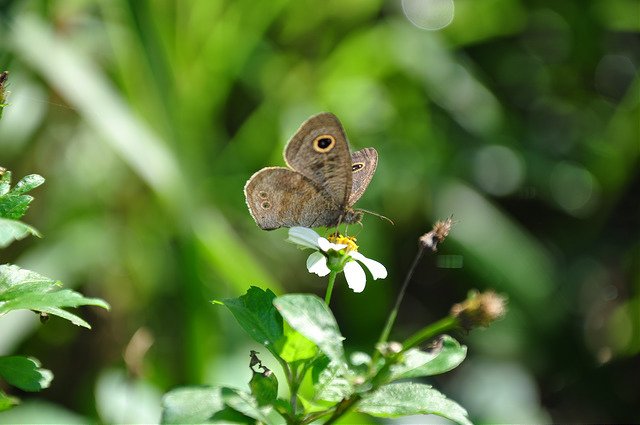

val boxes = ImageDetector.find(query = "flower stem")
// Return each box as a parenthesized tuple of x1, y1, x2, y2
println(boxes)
(324, 270, 337, 305)
(402, 315, 459, 350)
(377, 245, 425, 346)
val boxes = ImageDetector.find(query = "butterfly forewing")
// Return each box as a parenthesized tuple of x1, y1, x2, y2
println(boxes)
(284, 113, 352, 208)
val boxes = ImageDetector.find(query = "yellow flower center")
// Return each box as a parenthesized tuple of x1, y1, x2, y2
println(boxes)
(327, 233, 358, 252)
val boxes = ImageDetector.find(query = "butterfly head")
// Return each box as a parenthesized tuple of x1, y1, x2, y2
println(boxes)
(343, 209, 363, 225)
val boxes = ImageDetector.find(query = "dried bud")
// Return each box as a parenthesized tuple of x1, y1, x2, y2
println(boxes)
(419, 216, 455, 251)
(0, 71, 8, 120)
(352, 375, 366, 386)
(249, 350, 262, 369)
(376, 341, 403, 357)
(451, 290, 507, 330)
(0, 71, 8, 102)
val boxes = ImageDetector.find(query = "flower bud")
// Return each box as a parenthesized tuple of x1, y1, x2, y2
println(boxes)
(420, 216, 455, 251)
(450, 290, 507, 330)
(376, 341, 403, 357)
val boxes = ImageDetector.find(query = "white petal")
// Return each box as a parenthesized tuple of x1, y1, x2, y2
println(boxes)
(344, 261, 366, 293)
(317, 237, 347, 253)
(287, 227, 322, 249)
(350, 251, 388, 280)
(307, 252, 330, 276)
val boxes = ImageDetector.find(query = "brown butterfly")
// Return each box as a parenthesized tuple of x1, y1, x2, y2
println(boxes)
(244, 112, 378, 230)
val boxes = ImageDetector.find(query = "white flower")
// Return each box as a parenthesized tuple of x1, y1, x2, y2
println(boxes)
(287, 227, 387, 293)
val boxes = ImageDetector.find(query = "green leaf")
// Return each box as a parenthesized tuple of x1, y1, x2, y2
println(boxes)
(273, 294, 346, 364)
(278, 325, 318, 364)
(248, 351, 278, 408)
(0, 170, 12, 196)
(358, 382, 472, 425)
(0, 172, 44, 220)
(314, 360, 353, 403)
(0, 389, 19, 412)
(0, 356, 52, 392)
(221, 387, 278, 424)
(210, 407, 256, 424)
(391, 335, 467, 380)
(216, 286, 284, 358)
(12, 174, 45, 195)
(0, 218, 40, 248)
(0, 264, 110, 328)
(249, 369, 278, 407)
(161, 386, 225, 424)
(0, 193, 34, 220)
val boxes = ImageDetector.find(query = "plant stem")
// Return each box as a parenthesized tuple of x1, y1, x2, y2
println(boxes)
(324, 270, 337, 305)
(377, 245, 425, 347)
(289, 367, 301, 416)
(273, 355, 298, 422)
(323, 395, 362, 425)
(402, 315, 459, 350)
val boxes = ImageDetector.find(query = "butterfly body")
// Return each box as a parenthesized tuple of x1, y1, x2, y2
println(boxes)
(244, 113, 376, 230)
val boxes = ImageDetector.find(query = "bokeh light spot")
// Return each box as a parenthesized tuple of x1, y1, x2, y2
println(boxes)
(473, 145, 525, 196)
(594, 54, 637, 101)
(550, 162, 599, 216)
(402, 0, 455, 31)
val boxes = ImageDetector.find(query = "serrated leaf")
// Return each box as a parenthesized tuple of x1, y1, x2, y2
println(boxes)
(216, 286, 284, 358)
(161, 386, 225, 424)
(12, 174, 44, 195)
(391, 335, 467, 380)
(0, 193, 33, 220)
(0, 264, 110, 328)
(0, 356, 52, 392)
(0, 389, 19, 412)
(0, 172, 44, 220)
(358, 382, 472, 425)
(273, 294, 345, 364)
(0, 171, 12, 196)
(0, 218, 40, 248)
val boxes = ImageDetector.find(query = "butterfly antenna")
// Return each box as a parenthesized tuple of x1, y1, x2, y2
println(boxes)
(357, 208, 395, 225)
(351, 221, 364, 237)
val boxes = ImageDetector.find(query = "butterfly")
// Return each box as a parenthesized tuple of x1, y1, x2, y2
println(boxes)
(244, 112, 378, 230)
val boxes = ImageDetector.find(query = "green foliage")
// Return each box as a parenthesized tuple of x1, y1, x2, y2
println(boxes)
(0, 171, 42, 248)
(389, 335, 467, 381)
(165, 287, 471, 424)
(0, 357, 52, 392)
(274, 294, 346, 364)
(0, 169, 109, 412)
(0, 264, 109, 328)
(161, 387, 224, 424)
(0, 391, 18, 413)
(358, 382, 471, 424)
(0, 218, 39, 249)
(214, 287, 284, 359)
(0, 172, 44, 220)
(161, 386, 274, 424)
(249, 368, 278, 407)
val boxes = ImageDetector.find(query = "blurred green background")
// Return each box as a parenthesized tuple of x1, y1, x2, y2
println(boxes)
(0, 0, 638, 423)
